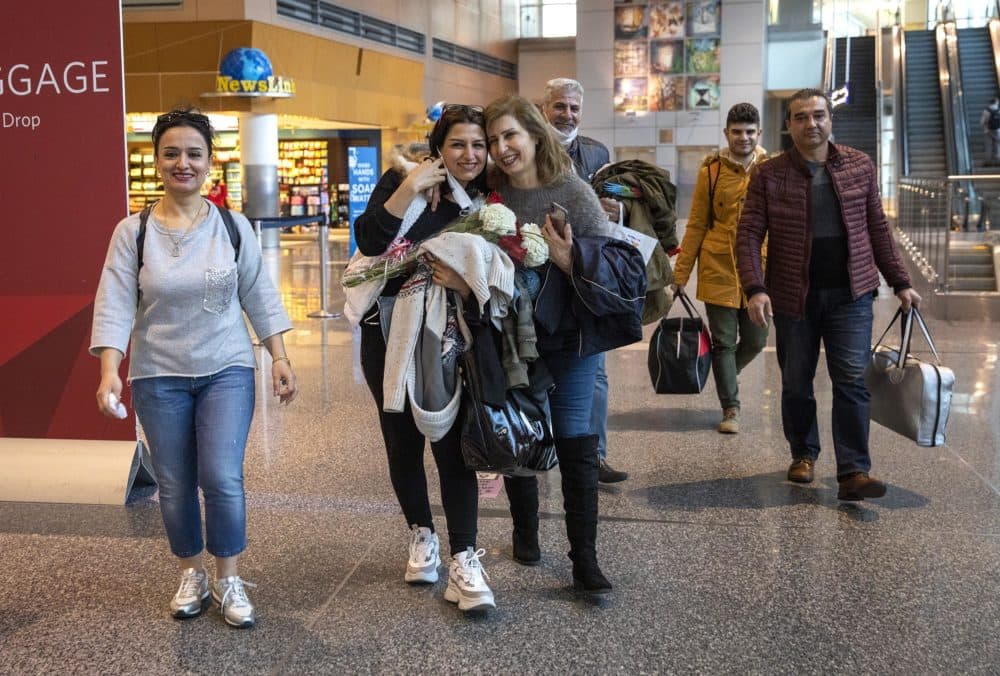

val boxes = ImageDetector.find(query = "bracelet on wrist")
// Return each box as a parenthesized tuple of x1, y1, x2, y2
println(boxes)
(272, 356, 290, 365)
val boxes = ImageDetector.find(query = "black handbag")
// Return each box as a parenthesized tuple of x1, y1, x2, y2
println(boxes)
(647, 290, 712, 394)
(458, 349, 557, 477)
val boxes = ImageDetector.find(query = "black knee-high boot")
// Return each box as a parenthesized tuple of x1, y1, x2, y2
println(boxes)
(504, 475, 541, 565)
(557, 434, 612, 595)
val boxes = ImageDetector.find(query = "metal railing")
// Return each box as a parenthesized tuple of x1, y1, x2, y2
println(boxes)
(897, 175, 1000, 290)
(252, 215, 342, 319)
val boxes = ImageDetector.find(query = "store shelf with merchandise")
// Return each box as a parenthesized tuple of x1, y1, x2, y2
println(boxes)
(279, 139, 332, 229)
(211, 136, 242, 210)
(127, 147, 161, 213)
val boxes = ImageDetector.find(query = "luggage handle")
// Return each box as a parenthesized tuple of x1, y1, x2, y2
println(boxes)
(906, 307, 942, 366)
(670, 288, 704, 322)
(871, 306, 942, 368)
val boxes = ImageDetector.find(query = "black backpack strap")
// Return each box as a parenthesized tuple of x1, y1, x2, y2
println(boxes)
(705, 159, 721, 229)
(136, 202, 155, 270)
(139, 202, 241, 268)
(216, 205, 242, 263)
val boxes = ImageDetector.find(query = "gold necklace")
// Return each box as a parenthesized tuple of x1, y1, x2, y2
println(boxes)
(159, 199, 205, 257)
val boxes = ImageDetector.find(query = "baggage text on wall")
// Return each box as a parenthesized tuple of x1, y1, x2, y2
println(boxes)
(0, 62, 111, 96)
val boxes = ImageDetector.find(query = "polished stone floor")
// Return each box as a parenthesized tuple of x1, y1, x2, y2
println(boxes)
(2, 229, 998, 675)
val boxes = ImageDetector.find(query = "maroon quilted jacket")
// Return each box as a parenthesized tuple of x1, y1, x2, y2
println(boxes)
(736, 142, 911, 318)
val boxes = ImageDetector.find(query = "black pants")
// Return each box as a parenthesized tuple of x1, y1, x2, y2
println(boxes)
(360, 321, 478, 555)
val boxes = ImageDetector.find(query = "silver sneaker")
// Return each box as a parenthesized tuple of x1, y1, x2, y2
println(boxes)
(211, 576, 257, 628)
(170, 567, 209, 618)
(404, 525, 441, 584)
(444, 547, 495, 612)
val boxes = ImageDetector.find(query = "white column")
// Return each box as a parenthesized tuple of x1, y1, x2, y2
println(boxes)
(239, 112, 280, 248)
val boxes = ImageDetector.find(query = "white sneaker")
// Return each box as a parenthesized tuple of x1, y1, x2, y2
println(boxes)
(444, 547, 496, 612)
(170, 567, 209, 618)
(211, 576, 257, 628)
(405, 525, 441, 584)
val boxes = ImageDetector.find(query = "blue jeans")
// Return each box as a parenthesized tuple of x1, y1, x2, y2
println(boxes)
(588, 353, 608, 458)
(132, 366, 256, 558)
(543, 349, 600, 438)
(773, 288, 874, 478)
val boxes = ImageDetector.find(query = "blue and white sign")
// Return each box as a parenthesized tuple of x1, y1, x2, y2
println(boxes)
(348, 146, 378, 255)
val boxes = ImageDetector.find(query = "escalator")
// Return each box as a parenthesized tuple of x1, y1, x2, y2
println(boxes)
(957, 26, 1000, 172)
(829, 36, 877, 162)
(901, 30, 948, 177)
(894, 24, 998, 296)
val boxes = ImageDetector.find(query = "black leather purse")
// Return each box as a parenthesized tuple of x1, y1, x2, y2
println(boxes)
(458, 348, 557, 477)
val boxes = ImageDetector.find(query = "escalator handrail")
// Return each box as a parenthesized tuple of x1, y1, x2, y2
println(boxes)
(896, 26, 910, 177)
(822, 32, 835, 92)
(945, 21, 979, 232)
(990, 19, 1000, 100)
(935, 24, 959, 176)
(945, 22, 974, 176)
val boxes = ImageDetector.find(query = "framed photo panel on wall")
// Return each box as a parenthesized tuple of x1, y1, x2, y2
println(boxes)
(649, 2, 685, 39)
(615, 5, 648, 40)
(650, 40, 684, 74)
(687, 75, 720, 110)
(686, 0, 720, 36)
(686, 38, 720, 73)
(615, 41, 649, 77)
(649, 74, 685, 111)
(614, 77, 649, 112)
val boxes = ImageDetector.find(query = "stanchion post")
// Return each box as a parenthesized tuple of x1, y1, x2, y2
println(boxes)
(308, 221, 341, 319)
(254, 219, 263, 251)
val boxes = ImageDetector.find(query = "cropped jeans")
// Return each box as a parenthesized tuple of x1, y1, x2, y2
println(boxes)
(132, 365, 256, 558)
(773, 288, 874, 478)
(588, 352, 608, 458)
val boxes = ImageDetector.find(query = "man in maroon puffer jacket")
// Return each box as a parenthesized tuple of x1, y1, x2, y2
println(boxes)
(736, 88, 921, 501)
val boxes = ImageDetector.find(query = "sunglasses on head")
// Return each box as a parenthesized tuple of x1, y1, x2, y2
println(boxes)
(156, 110, 210, 125)
(441, 104, 484, 115)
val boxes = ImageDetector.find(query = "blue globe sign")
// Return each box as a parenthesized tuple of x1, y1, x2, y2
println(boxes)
(426, 100, 446, 123)
(220, 48, 273, 82)
(215, 48, 295, 98)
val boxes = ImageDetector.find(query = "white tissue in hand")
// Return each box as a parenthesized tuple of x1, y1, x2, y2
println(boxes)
(107, 393, 127, 419)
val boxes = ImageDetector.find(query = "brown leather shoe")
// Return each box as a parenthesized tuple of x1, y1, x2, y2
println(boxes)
(787, 458, 815, 483)
(837, 472, 887, 501)
(718, 407, 739, 434)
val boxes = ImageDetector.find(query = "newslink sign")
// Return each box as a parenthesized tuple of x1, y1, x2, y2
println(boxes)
(214, 48, 295, 98)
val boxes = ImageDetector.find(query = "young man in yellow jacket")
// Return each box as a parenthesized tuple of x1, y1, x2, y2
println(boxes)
(672, 103, 768, 434)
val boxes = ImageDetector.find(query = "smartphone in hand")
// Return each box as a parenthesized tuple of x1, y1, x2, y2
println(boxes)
(548, 201, 568, 230)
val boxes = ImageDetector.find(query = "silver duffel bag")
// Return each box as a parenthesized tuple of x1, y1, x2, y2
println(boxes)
(864, 307, 955, 447)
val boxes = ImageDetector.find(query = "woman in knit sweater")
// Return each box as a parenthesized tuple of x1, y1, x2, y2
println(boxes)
(91, 109, 297, 628)
(484, 94, 617, 595)
(354, 104, 496, 612)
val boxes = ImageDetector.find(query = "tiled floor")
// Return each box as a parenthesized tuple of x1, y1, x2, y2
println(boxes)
(2, 230, 998, 674)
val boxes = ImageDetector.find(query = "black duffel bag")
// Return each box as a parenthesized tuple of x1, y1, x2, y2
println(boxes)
(648, 290, 712, 394)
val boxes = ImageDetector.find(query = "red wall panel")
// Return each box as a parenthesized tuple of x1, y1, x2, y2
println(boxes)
(0, 2, 131, 440)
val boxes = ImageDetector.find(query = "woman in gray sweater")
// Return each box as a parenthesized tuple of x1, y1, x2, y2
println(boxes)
(90, 109, 297, 628)
(484, 95, 616, 595)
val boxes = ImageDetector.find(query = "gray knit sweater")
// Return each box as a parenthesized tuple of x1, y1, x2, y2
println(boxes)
(90, 206, 292, 381)
(496, 173, 612, 238)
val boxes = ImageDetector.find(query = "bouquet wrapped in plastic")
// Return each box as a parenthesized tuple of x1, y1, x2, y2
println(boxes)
(342, 195, 548, 289)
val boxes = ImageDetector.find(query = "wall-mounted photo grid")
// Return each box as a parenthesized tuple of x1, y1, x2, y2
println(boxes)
(613, 1, 721, 113)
